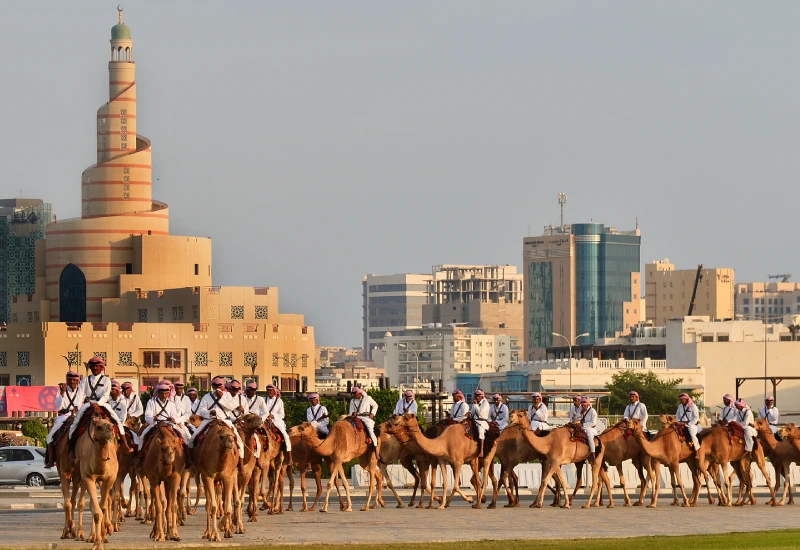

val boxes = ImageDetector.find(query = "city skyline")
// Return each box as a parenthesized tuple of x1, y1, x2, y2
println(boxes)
(2, 3, 799, 346)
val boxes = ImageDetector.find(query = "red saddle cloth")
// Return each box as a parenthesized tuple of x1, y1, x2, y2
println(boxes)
(566, 423, 589, 445)
(75, 403, 121, 440)
(346, 417, 373, 444)
(264, 420, 285, 445)
(719, 420, 746, 443)
(53, 416, 75, 445)
(142, 422, 184, 456)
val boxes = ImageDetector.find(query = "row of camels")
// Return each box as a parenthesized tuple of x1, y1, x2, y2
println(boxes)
(48, 405, 800, 548)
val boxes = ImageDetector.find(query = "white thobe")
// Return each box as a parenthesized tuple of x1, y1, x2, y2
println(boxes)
(47, 387, 84, 443)
(70, 374, 123, 438)
(733, 408, 756, 452)
(470, 399, 491, 440)
(491, 403, 509, 431)
(307, 404, 329, 435)
(449, 400, 469, 422)
(191, 391, 244, 457)
(528, 402, 549, 431)
(624, 401, 649, 428)
(677, 403, 700, 449)
(760, 406, 780, 434)
(579, 406, 598, 452)
(264, 396, 292, 451)
(349, 395, 378, 444)
(393, 398, 418, 416)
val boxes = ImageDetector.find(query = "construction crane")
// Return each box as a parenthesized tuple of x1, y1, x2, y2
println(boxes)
(687, 264, 703, 316)
(768, 274, 792, 283)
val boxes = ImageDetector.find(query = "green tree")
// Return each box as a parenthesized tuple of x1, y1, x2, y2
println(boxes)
(367, 388, 399, 426)
(604, 370, 702, 423)
(21, 419, 48, 447)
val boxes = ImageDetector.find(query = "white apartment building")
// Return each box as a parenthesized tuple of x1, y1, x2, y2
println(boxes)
(382, 326, 514, 390)
(735, 281, 800, 323)
(362, 273, 429, 359)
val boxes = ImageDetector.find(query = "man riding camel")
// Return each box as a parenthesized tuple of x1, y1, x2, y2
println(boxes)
(677, 392, 701, 458)
(68, 356, 129, 454)
(528, 392, 549, 431)
(189, 376, 245, 459)
(139, 381, 191, 450)
(490, 394, 508, 431)
(733, 399, 757, 456)
(569, 395, 582, 423)
(623, 391, 648, 428)
(171, 380, 191, 421)
(720, 393, 736, 423)
(349, 386, 378, 448)
(121, 381, 143, 420)
(577, 396, 598, 461)
(448, 390, 469, 422)
(107, 380, 128, 425)
(226, 379, 247, 422)
(243, 381, 268, 417)
(44, 371, 84, 468)
(306, 393, 329, 436)
(263, 384, 292, 460)
(470, 389, 491, 458)
(393, 390, 418, 416)
(759, 396, 780, 435)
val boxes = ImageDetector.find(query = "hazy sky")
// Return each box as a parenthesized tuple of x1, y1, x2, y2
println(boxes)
(2, 2, 799, 346)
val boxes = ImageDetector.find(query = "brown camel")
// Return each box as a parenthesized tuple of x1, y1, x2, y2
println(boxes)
(628, 417, 709, 507)
(515, 422, 601, 509)
(384, 413, 495, 510)
(285, 426, 344, 512)
(143, 423, 186, 542)
(297, 419, 379, 512)
(121, 417, 143, 519)
(755, 418, 800, 505)
(232, 414, 262, 532)
(110, 426, 137, 532)
(375, 419, 425, 508)
(53, 421, 85, 540)
(253, 420, 287, 517)
(695, 419, 773, 507)
(76, 415, 119, 550)
(192, 419, 239, 541)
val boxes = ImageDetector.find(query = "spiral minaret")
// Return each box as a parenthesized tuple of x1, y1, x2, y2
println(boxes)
(43, 8, 210, 323)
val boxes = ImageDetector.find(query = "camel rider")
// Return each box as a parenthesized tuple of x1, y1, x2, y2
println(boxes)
(190, 376, 245, 458)
(69, 356, 127, 451)
(677, 393, 700, 456)
(449, 390, 469, 422)
(184, 387, 201, 434)
(490, 394, 509, 431)
(720, 394, 736, 423)
(263, 384, 293, 458)
(44, 371, 84, 468)
(307, 393, 329, 435)
(243, 382, 268, 417)
(349, 386, 378, 447)
(121, 381, 144, 420)
(760, 396, 779, 435)
(172, 380, 191, 421)
(733, 399, 757, 455)
(107, 380, 128, 425)
(226, 380, 247, 422)
(623, 391, 648, 429)
(578, 397, 599, 460)
(569, 395, 583, 423)
(470, 389, 491, 458)
(528, 393, 549, 431)
(139, 381, 190, 449)
(393, 390, 418, 416)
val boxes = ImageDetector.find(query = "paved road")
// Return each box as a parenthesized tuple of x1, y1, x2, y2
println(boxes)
(1, 492, 797, 548)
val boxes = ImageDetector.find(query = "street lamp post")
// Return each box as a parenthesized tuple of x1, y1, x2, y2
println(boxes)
(552, 332, 590, 392)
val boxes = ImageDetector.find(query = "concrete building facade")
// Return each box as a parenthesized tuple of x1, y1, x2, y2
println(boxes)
(734, 281, 800, 323)
(645, 260, 734, 325)
(0, 10, 314, 391)
(422, 264, 523, 342)
(362, 273, 428, 359)
(523, 223, 641, 361)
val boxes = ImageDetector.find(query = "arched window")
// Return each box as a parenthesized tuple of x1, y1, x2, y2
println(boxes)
(118, 46, 123, 62)
(59, 264, 87, 322)
(125, 47, 131, 61)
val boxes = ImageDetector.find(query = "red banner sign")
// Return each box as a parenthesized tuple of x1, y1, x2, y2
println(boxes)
(3, 386, 59, 416)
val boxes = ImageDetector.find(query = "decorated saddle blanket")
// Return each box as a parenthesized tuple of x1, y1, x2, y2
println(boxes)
(566, 423, 589, 445)
(142, 422, 184, 455)
(460, 419, 501, 450)
(263, 420, 286, 450)
(193, 419, 230, 449)
(670, 422, 708, 448)
(53, 416, 75, 445)
(719, 420, 746, 443)
(75, 403, 121, 441)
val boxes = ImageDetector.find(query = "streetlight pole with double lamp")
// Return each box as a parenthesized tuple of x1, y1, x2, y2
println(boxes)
(552, 332, 590, 392)
(396, 342, 437, 390)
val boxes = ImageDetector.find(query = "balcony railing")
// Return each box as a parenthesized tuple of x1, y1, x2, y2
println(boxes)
(219, 323, 233, 333)
(194, 323, 208, 332)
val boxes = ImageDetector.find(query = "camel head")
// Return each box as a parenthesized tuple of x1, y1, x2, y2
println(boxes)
(509, 409, 530, 428)
(296, 421, 318, 441)
(240, 413, 264, 432)
(384, 412, 418, 436)
(660, 414, 676, 426)
(187, 414, 203, 428)
(125, 416, 142, 432)
(221, 432, 235, 451)
(778, 423, 798, 440)
(628, 417, 644, 433)
(88, 417, 116, 461)
(154, 435, 176, 465)
(754, 417, 772, 435)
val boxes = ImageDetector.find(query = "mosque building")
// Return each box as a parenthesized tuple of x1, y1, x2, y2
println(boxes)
(0, 8, 315, 392)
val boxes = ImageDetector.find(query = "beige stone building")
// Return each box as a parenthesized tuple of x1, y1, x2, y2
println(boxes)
(734, 281, 800, 323)
(422, 264, 523, 342)
(0, 10, 314, 391)
(644, 260, 734, 325)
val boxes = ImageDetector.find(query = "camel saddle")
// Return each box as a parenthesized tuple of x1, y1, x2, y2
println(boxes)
(262, 419, 287, 450)
(669, 422, 710, 449)
(52, 415, 75, 447)
(74, 403, 121, 441)
(461, 419, 500, 450)
(345, 416, 373, 444)
(718, 420, 747, 446)
(141, 421, 184, 457)
(193, 418, 229, 449)
(566, 423, 602, 456)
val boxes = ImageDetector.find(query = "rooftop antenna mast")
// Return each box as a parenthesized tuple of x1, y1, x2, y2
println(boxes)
(558, 193, 567, 230)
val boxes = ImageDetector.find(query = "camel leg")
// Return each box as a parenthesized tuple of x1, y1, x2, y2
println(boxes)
(101, 478, 114, 539)
(361, 459, 378, 512)
(338, 463, 353, 512)
(320, 462, 338, 512)
(149, 482, 164, 541)
(201, 475, 220, 542)
(489, 464, 502, 509)
(380, 461, 403, 508)
(647, 463, 662, 508)
(533, 462, 561, 508)
(470, 460, 484, 509)
(669, 463, 691, 507)
(83, 478, 104, 550)
(222, 476, 235, 539)
(75, 481, 86, 541)
(309, 464, 322, 511)
(60, 471, 76, 539)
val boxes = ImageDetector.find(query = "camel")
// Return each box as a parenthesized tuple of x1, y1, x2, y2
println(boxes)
(110, 426, 137, 532)
(628, 417, 710, 507)
(121, 417, 143, 519)
(232, 414, 263, 532)
(297, 418, 379, 512)
(384, 413, 495, 510)
(755, 418, 800, 505)
(76, 414, 119, 550)
(515, 422, 601, 509)
(375, 419, 426, 508)
(53, 420, 85, 540)
(192, 419, 239, 541)
(284, 426, 345, 512)
(252, 420, 287, 518)
(142, 423, 186, 542)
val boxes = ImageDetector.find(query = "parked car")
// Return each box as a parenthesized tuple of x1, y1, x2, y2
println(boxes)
(0, 446, 59, 486)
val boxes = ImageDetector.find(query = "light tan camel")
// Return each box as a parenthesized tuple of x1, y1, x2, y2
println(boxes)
(516, 422, 601, 509)
(285, 426, 344, 512)
(233, 414, 262, 532)
(76, 415, 119, 550)
(628, 417, 709, 507)
(54, 420, 85, 540)
(142, 423, 186, 541)
(297, 419, 379, 512)
(110, 426, 137, 532)
(253, 420, 287, 517)
(192, 419, 239, 541)
(756, 418, 800, 505)
(695, 420, 773, 507)
(121, 417, 143, 519)
(384, 413, 496, 510)
(375, 419, 426, 508)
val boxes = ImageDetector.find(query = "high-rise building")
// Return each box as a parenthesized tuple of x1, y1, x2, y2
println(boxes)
(0, 9, 315, 390)
(735, 281, 800, 323)
(422, 264, 523, 342)
(645, 260, 734, 325)
(523, 222, 641, 360)
(362, 273, 428, 359)
(0, 200, 55, 323)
